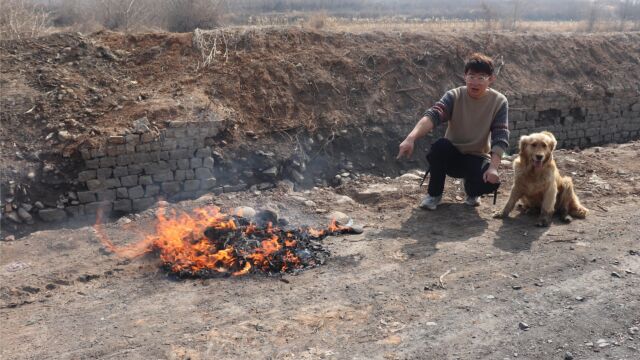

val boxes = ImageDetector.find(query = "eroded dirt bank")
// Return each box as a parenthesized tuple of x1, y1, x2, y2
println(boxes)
(2, 29, 640, 233)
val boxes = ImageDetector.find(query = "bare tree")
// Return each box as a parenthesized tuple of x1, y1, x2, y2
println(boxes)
(164, 0, 226, 32)
(0, 0, 51, 40)
(97, 0, 154, 32)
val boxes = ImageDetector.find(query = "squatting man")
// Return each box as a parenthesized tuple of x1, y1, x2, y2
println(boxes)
(397, 53, 509, 210)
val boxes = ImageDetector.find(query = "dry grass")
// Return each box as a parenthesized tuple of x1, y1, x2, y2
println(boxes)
(0, 0, 51, 40)
(324, 18, 640, 34)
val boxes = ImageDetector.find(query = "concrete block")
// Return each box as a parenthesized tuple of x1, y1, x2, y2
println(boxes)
(195, 147, 212, 158)
(138, 175, 153, 185)
(153, 170, 174, 182)
(175, 170, 187, 181)
(38, 208, 67, 222)
(141, 132, 157, 143)
(125, 134, 139, 144)
(120, 175, 139, 187)
(113, 166, 128, 178)
(65, 205, 85, 217)
(78, 170, 97, 182)
(91, 147, 106, 158)
(195, 167, 213, 180)
(185, 169, 195, 180)
(116, 187, 128, 199)
(177, 138, 194, 149)
(86, 179, 103, 191)
(103, 178, 121, 189)
(133, 198, 156, 212)
(85, 201, 113, 214)
(136, 143, 151, 152)
(143, 163, 161, 175)
(162, 181, 181, 195)
(99, 157, 116, 168)
(168, 160, 178, 171)
(190, 158, 203, 169)
(161, 139, 177, 151)
(177, 159, 190, 169)
(184, 179, 201, 192)
(96, 189, 116, 201)
(145, 184, 160, 197)
(125, 143, 136, 154)
(113, 199, 132, 212)
(170, 149, 190, 160)
(203, 157, 214, 169)
(128, 185, 145, 199)
(85, 159, 100, 169)
(108, 135, 125, 144)
(128, 164, 144, 175)
(97, 168, 112, 180)
(116, 154, 132, 166)
(77, 191, 97, 204)
(159, 151, 170, 161)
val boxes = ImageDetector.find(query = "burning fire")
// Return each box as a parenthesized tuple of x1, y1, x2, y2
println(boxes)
(95, 205, 355, 277)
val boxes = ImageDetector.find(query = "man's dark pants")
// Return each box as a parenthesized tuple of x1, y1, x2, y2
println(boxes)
(426, 138, 500, 197)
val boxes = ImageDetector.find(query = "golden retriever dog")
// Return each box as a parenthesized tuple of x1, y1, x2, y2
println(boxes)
(494, 131, 588, 227)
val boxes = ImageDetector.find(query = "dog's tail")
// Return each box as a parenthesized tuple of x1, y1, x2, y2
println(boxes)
(561, 176, 588, 219)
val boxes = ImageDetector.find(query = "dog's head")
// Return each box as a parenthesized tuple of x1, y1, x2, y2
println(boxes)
(518, 131, 557, 169)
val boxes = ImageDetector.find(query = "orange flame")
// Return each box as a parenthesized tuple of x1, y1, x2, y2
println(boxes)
(95, 205, 347, 277)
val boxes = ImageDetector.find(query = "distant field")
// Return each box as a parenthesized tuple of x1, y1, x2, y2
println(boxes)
(246, 15, 640, 34)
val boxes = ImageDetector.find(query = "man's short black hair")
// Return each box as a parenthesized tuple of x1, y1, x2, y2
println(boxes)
(464, 53, 494, 75)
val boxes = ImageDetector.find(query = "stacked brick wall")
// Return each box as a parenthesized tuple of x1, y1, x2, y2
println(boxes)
(71, 119, 226, 217)
(507, 88, 640, 151)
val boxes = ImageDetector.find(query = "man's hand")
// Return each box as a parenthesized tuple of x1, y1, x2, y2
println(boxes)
(483, 165, 500, 184)
(397, 138, 415, 159)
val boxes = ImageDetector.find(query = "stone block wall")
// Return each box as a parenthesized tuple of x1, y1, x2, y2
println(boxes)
(506, 88, 640, 152)
(71, 119, 228, 217)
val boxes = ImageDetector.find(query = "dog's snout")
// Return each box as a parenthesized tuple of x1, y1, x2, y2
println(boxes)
(535, 154, 544, 161)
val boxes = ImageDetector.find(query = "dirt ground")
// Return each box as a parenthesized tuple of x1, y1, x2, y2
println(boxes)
(1, 142, 639, 359)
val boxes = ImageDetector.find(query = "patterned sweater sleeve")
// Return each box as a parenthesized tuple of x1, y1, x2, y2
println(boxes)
(423, 90, 455, 127)
(490, 101, 510, 157)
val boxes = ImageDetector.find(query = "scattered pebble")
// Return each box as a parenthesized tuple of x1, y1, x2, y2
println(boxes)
(564, 351, 574, 360)
(518, 322, 530, 331)
(512, 285, 522, 290)
(611, 271, 622, 278)
(575, 296, 585, 302)
(3, 235, 15, 242)
(629, 326, 639, 335)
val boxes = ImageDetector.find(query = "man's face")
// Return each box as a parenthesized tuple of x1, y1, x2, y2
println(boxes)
(464, 71, 495, 99)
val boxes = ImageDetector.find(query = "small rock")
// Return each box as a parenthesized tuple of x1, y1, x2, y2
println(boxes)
(575, 296, 585, 302)
(518, 322, 530, 331)
(132, 117, 151, 133)
(611, 271, 621, 278)
(335, 195, 356, 205)
(398, 173, 422, 181)
(20, 203, 33, 212)
(426, 322, 437, 326)
(564, 351, 574, 360)
(486, 295, 495, 300)
(315, 208, 328, 214)
(116, 217, 132, 225)
(585, 342, 593, 347)
(303, 200, 316, 207)
(255, 208, 278, 226)
(34, 201, 45, 209)
(327, 211, 350, 226)
(3, 235, 15, 242)
(349, 225, 364, 234)
(511, 273, 519, 278)
(512, 285, 522, 290)
(57, 130, 73, 141)
(18, 208, 34, 224)
(629, 326, 639, 335)
(6, 212, 22, 223)
(234, 206, 256, 219)
(290, 169, 305, 183)
(262, 167, 278, 178)
(277, 180, 295, 193)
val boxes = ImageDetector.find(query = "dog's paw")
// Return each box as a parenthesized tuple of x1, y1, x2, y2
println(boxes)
(560, 214, 572, 223)
(536, 218, 551, 227)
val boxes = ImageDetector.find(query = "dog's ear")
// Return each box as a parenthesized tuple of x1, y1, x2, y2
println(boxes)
(518, 135, 530, 155)
(541, 131, 557, 151)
